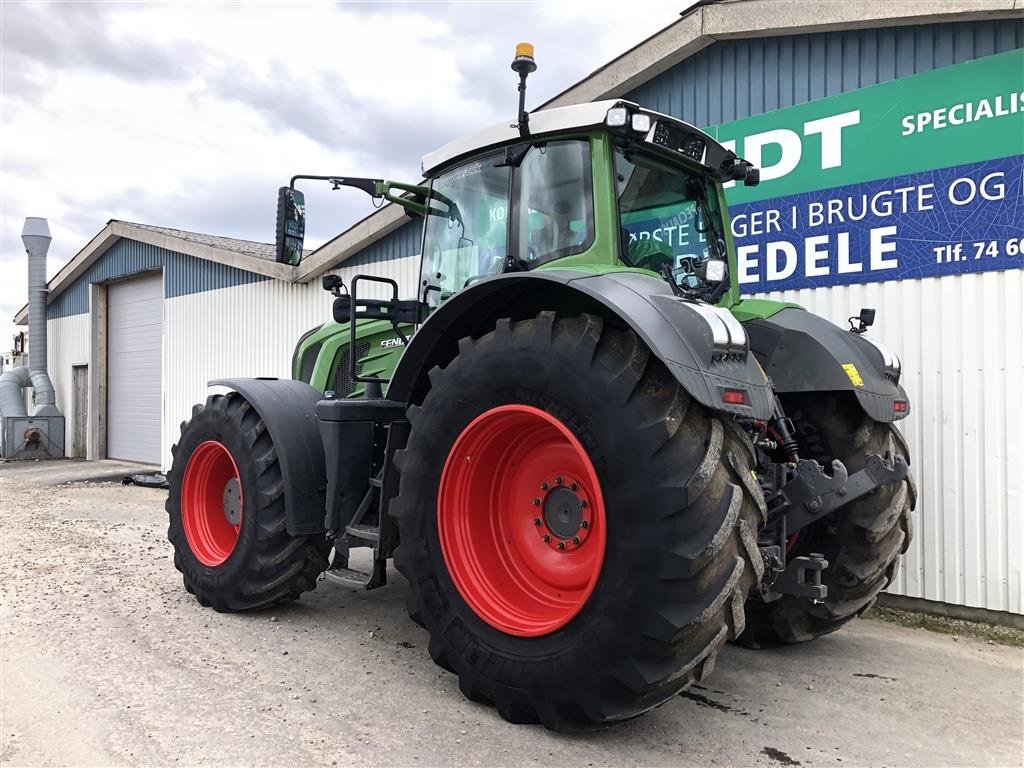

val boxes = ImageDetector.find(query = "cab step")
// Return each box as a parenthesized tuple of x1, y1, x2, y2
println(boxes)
(324, 558, 386, 590)
(345, 523, 381, 544)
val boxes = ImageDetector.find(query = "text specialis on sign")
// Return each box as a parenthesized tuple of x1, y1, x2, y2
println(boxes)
(705, 49, 1023, 293)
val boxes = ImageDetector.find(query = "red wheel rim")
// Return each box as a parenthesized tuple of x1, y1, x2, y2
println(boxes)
(438, 405, 606, 637)
(181, 440, 243, 567)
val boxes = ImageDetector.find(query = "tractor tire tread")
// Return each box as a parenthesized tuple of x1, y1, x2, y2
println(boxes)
(390, 313, 762, 728)
(166, 391, 330, 612)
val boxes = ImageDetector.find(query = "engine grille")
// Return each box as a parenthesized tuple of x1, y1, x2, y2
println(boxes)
(334, 341, 371, 398)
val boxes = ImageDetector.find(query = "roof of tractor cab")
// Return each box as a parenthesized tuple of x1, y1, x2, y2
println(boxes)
(420, 99, 729, 177)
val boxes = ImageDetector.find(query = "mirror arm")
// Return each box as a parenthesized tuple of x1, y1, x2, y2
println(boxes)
(288, 175, 461, 222)
(377, 181, 431, 218)
(378, 181, 463, 224)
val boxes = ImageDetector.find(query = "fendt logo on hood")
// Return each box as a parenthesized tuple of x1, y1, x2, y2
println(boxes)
(380, 337, 405, 349)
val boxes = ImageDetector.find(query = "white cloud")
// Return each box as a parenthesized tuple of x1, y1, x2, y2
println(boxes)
(0, 0, 689, 343)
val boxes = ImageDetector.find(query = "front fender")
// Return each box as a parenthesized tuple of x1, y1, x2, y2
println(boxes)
(209, 377, 327, 537)
(387, 270, 774, 419)
(743, 308, 911, 422)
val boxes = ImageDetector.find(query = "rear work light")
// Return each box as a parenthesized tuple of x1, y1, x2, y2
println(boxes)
(722, 389, 746, 405)
(630, 113, 652, 134)
(605, 107, 628, 127)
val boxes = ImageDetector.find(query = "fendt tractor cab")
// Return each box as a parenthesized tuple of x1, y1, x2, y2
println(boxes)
(167, 45, 914, 729)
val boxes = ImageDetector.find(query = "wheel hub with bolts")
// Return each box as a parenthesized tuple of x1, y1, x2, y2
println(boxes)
(534, 476, 592, 550)
(222, 477, 243, 526)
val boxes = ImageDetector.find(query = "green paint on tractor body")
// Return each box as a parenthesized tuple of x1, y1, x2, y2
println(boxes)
(730, 298, 803, 322)
(294, 319, 407, 396)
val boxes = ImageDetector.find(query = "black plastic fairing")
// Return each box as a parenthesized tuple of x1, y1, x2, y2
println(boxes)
(743, 308, 910, 422)
(209, 378, 327, 536)
(316, 398, 407, 534)
(386, 270, 774, 419)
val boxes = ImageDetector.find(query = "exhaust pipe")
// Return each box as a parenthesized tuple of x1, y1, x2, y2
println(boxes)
(22, 217, 60, 417)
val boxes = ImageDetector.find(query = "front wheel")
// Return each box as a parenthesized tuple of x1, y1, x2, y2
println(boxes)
(391, 313, 765, 729)
(166, 392, 330, 612)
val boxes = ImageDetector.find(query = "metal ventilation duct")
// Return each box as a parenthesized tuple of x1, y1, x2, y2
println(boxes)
(0, 217, 65, 459)
(23, 217, 59, 417)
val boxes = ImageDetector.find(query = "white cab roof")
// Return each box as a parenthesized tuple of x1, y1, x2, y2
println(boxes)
(421, 100, 620, 176)
(421, 99, 720, 176)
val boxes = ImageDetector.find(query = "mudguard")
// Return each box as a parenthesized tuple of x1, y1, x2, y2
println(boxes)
(387, 270, 774, 420)
(209, 377, 327, 537)
(743, 308, 910, 423)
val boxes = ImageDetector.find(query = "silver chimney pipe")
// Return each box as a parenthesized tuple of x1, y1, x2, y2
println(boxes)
(22, 217, 60, 417)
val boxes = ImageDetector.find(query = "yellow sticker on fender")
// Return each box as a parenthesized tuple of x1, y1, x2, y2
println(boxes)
(842, 363, 864, 387)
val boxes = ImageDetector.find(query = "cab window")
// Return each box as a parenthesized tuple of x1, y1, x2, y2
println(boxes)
(615, 148, 722, 290)
(421, 154, 510, 305)
(516, 141, 594, 267)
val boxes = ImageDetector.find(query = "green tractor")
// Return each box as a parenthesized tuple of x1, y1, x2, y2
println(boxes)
(166, 45, 914, 729)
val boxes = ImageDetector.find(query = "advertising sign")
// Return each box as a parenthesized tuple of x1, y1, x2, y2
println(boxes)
(705, 49, 1023, 293)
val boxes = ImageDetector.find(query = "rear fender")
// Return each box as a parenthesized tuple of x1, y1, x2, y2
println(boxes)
(743, 308, 910, 423)
(387, 270, 774, 419)
(209, 377, 327, 537)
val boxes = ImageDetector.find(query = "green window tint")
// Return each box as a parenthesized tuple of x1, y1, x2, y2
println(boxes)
(517, 141, 594, 268)
(422, 154, 510, 305)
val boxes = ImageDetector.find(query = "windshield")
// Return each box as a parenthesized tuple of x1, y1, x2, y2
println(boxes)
(614, 148, 727, 293)
(421, 154, 510, 306)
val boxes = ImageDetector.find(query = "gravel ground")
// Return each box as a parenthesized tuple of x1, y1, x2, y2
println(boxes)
(2, 459, 1022, 768)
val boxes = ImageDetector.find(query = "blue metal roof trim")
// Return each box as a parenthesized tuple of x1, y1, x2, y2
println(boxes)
(626, 20, 1024, 125)
(342, 218, 422, 268)
(47, 238, 268, 320)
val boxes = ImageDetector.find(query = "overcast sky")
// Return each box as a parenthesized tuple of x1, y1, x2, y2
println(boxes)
(0, 1, 690, 343)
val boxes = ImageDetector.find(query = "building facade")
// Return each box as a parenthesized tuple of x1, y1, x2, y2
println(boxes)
(17, 3, 1023, 616)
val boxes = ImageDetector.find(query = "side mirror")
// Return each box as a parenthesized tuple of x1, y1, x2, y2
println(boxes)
(275, 187, 306, 265)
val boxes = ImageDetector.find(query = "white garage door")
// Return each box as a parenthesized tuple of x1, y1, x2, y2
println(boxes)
(107, 272, 163, 464)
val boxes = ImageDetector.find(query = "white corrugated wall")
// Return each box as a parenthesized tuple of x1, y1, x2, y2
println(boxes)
(46, 314, 90, 455)
(759, 269, 1024, 615)
(162, 255, 420, 470)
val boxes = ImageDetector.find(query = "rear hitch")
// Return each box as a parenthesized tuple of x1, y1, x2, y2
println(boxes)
(773, 553, 829, 600)
(756, 452, 907, 603)
(766, 453, 908, 533)
(756, 546, 829, 601)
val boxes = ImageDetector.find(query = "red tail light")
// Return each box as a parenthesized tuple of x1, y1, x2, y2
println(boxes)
(722, 389, 746, 405)
(893, 400, 908, 413)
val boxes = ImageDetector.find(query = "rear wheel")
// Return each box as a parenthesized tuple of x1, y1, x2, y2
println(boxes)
(167, 392, 330, 612)
(739, 393, 916, 647)
(391, 313, 765, 729)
